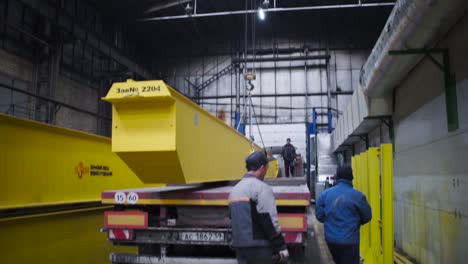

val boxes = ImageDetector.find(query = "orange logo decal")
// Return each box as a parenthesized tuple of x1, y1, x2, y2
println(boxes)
(75, 162, 90, 179)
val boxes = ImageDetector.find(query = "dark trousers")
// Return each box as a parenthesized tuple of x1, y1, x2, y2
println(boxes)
(327, 242, 360, 264)
(236, 246, 273, 264)
(284, 160, 294, 177)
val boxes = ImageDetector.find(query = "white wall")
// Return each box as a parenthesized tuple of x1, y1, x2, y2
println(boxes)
(161, 39, 371, 126)
(351, 14, 468, 264)
(335, 9, 468, 264)
(390, 14, 468, 263)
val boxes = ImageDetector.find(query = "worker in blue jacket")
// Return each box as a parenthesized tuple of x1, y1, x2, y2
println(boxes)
(315, 165, 372, 264)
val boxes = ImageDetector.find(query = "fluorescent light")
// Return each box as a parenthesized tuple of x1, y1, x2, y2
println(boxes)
(258, 8, 265, 20)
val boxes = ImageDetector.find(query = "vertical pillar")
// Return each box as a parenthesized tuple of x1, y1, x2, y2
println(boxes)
(368, 147, 381, 263)
(443, 51, 458, 131)
(381, 144, 394, 264)
(360, 152, 370, 260)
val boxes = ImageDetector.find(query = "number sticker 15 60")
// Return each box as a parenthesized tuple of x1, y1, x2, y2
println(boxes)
(113, 192, 139, 204)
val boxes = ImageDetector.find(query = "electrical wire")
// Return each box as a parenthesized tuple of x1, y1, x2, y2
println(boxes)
(249, 96, 266, 150)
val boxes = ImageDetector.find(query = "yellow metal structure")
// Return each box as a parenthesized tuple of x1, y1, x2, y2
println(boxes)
(381, 144, 394, 264)
(368, 148, 381, 263)
(0, 114, 153, 209)
(0, 207, 135, 264)
(351, 144, 394, 264)
(278, 215, 306, 230)
(103, 79, 277, 184)
(106, 213, 146, 227)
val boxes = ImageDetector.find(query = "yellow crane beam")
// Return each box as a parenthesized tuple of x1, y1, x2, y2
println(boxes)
(0, 114, 153, 209)
(103, 80, 278, 184)
(0, 207, 135, 264)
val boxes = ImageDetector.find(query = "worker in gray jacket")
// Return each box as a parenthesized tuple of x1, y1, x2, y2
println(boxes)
(229, 151, 289, 264)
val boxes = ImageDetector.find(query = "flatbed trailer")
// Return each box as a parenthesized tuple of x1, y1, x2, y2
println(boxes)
(101, 178, 310, 263)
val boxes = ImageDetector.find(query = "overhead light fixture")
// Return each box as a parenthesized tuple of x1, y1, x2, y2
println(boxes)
(185, 3, 193, 15)
(258, 8, 265, 20)
(261, 0, 270, 9)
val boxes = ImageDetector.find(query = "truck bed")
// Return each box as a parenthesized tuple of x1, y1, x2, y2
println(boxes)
(101, 178, 311, 263)
(101, 180, 310, 207)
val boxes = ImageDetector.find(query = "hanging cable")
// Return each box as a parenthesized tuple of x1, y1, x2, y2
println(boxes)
(244, 0, 248, 72)
(252, 0, 257, 73)
(237, 0, 267, 151)
(249, 96, 266, 150)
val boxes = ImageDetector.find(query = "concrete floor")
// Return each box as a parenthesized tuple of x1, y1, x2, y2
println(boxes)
(292, 205, 333, 264)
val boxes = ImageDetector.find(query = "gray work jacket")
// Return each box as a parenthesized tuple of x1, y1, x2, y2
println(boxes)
(228, 173, 281, 248)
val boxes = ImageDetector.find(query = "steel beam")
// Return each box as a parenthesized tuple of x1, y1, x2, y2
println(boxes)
(389, 48, 459, 131)
(21, 0, 154, 79)
(198, 91, 353, 100)
(238, 63, 327, 70)
(0, 206, 114, 263)
(233, 54, 330, 63)
(141, 2, 396, 21)
(145, 0, 192, 13)
(0, 114, 151, 210)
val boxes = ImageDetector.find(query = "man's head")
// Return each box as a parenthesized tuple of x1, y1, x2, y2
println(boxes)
(336, 165, 353, 181)
(287, 138, 291, 144)
(245, 151, 274, 179)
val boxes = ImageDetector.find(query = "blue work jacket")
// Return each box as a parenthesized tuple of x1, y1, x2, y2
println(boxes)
(315, 179, 372, 245)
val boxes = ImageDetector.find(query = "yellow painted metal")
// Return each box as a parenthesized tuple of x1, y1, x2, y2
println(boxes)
(0, 114, 154, 209)
(351, 144, 394, 264)
(368, 148, 382, 264)
(0, 207, 135, 264)
(352, 153, 366, 256)
(360, 152, 372, 261)
(381, 144, 394, 264)
(103, 79, 277, 184)
(107, 214, 146, 226)
(278, 215, 305, 229)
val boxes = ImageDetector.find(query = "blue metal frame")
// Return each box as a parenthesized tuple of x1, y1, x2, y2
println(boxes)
(235, 111, 245, 135)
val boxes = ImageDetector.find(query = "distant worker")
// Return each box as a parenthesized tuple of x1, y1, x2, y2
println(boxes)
(281, 138, 296, 178)
(229, 151, 289, 264)
(315, 165, 372, 264)
(330, 174, 336, 187)
(324, 176, 330, 189)
(294, 153, 303, 177)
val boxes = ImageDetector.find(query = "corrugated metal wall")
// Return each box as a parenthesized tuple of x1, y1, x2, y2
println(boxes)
(157, 37, 370, 127)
